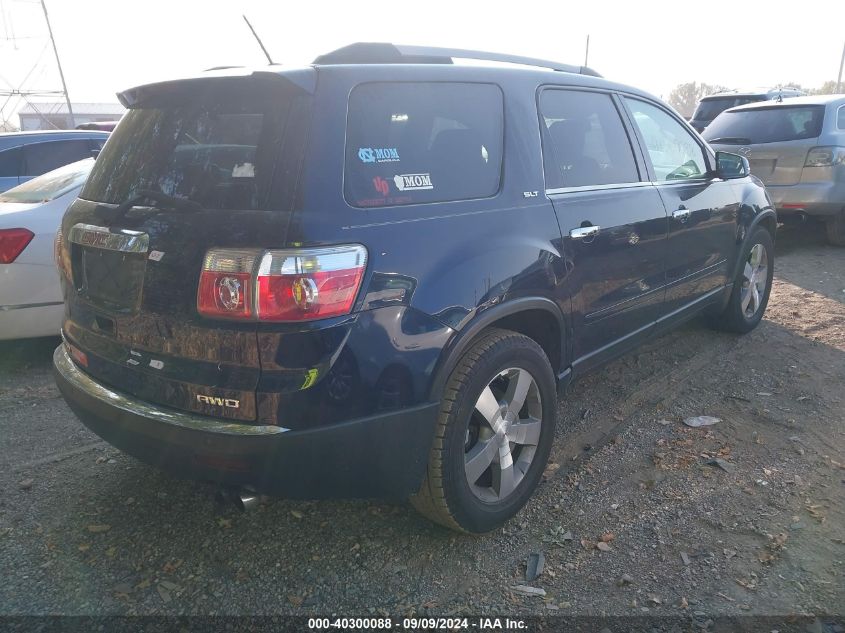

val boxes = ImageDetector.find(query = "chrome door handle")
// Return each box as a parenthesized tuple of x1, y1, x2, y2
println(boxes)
(569, 225, 600, 239)
(672, 208, 691, 221)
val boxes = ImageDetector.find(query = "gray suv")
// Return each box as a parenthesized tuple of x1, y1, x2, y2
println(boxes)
(705, 95, 845, 245)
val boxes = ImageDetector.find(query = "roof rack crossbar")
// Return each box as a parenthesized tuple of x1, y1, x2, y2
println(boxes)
(313, 43, 602, 77)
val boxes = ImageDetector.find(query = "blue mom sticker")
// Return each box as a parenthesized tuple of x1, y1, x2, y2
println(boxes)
(358, 147, 400, 163)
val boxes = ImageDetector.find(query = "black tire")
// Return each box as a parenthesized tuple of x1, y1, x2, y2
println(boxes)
(825, 211, 845, 246)
(410, 328, 557, 533)
(711, 227, 774, 333)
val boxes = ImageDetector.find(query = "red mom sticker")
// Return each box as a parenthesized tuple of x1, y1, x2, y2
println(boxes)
(372, 176, 389, 197)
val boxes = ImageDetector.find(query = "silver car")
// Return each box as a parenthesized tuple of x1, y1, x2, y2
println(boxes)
(704, 95, 845, 245)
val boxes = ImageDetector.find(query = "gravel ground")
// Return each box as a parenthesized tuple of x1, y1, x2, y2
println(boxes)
(0, 223, 843, 622)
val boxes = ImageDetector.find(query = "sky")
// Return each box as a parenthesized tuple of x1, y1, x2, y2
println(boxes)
(1, 0, 844, 124)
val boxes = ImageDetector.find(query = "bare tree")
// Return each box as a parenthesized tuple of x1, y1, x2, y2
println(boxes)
(808, 80, 840, 95)
(667, 82, 728, 118)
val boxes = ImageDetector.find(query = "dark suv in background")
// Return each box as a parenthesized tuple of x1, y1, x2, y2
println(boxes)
(54, 43, 776, 533)
(690, 87, 805, 133)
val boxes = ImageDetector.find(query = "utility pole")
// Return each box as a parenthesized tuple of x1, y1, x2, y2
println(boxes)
(40, 0, 74, 128)
(837, 40, 844, 93)
(584, 34, 590, 67)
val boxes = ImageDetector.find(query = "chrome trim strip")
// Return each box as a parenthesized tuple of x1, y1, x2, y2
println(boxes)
(0, 301, 63, 312)
(54, 345, 289, 435)
(68, 223, 149, 253)
(545, 182, 652, 195)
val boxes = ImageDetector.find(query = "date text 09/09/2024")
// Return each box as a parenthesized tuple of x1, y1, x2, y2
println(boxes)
(307, 617, 527, 630)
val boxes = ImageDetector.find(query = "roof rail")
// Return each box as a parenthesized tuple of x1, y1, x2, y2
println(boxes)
(313, 43, 602, 77)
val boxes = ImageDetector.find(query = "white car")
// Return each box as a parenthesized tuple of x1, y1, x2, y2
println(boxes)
(0, 159, 92, 340)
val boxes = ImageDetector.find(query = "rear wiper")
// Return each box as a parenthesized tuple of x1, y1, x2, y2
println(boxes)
(706, 137, 752, 145)
(111, 189, 202, 220)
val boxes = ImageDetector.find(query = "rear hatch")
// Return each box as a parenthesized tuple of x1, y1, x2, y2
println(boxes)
(58, 71, 313, 423)
(704, 104, 825, 186)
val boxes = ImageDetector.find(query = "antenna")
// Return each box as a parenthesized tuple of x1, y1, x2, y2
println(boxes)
(40, 0, 73, 127)
(242, 15, 274, 65)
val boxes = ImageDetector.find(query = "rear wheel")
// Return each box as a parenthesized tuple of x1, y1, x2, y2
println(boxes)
(825, 211, 845, 246)
(410, 329, 557, 533)
(711, 227, 774, 333)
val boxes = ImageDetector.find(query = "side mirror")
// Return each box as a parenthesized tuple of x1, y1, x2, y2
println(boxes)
(715, 151, 750, 179)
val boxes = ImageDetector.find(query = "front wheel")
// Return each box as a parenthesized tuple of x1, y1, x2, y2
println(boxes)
(710, 227, 774, 333)
(410, 329, 557, 533)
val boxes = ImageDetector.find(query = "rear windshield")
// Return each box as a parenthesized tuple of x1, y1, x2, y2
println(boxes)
(0, 158, 92, 203)
(692, 96, 765, 122)
(344, 82, 503, 208)
(81, 82, 294, 211)
(703, 105, 825, 144)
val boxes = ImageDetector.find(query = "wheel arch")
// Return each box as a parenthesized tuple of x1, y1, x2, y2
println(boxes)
(730, 208, 777, 281)
(428, 297, 568, 402)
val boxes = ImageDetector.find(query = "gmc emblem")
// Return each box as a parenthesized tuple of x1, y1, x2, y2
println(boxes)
(80, 231, 108, 247)
(196, 394, 240, 409)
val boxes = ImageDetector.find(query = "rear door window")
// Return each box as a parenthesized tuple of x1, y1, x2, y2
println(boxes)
(344, 82, 503, 207)
(703, 105, 826, 144)
(22, 140, 92, 177)
(539, 89, 640, 189)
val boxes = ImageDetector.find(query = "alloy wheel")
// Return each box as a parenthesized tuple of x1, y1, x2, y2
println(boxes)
(740, 243, 768, 318)
(464, 367, 543, 503)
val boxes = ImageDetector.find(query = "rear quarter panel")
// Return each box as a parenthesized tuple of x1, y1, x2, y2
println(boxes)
(259, 66, 570, 425)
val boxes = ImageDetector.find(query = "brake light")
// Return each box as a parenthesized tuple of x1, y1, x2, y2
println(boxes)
(197, 249, 260, 319)
(804, 146, 845, 167)
(197, 245, 367, 322)
(0, 228, 34, 264)
(54, 227, 71, 279)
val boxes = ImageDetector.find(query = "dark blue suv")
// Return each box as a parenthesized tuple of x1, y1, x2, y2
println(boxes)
(53, 44, 775, 533)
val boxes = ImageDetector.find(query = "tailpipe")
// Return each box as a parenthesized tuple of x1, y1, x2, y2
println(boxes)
(215, 486, 260, 512)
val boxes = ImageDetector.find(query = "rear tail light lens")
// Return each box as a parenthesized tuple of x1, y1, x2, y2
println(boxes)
(0, 228, 34, 264)
(197, 245, 367, 322)
(804, 146, 845, 167)
(54, 227, 71, 279)
(197, 249, 260, 319)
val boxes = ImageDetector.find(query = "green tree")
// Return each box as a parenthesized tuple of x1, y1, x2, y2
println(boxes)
(667, 82, 728, 118)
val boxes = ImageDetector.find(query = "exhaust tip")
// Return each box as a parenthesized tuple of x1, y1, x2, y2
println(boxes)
(234, 492, 259, 512)
(215, 487, 260, 512)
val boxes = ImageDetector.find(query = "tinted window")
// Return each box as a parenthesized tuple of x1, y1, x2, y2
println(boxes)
(22, 140, 91, 177)
(540, 90, 639, 189)
(0, 158, 92, 203)
(0, 147, 21, 177)
(626, 99, 707, 181)
(344, 83, 503, 207)
(838, 106, 845, 130)
(692, 96, 764, 122)
(703, 106, 825, 144)
(82, 82, 294, 211)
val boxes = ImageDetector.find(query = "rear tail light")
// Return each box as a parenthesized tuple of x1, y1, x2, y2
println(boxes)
(197, 245, 367, 322)
(804, 146, 845, 167)
(54, 227, 71, 279)
(0, 228, 34, 264)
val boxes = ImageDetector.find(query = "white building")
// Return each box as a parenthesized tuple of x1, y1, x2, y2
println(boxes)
(17, 102, 124, 131)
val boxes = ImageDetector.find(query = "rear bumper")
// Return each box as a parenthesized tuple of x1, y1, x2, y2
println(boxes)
(766, 181, 845, 217)
(54, 345, 438, 499)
